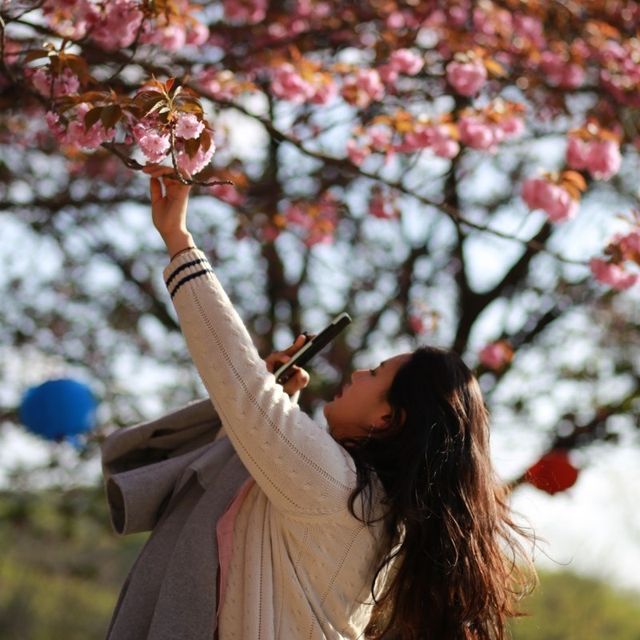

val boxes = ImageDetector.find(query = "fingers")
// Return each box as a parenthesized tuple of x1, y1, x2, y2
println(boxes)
(150, 176, 163, 204)
(143, 164, 175, 178)
(265, 352, 289, 374)
(282, 366, 310, 395)
(283, 334, 310, 356)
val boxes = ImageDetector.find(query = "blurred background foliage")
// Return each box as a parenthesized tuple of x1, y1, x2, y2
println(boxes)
(1, 486, 639, 639)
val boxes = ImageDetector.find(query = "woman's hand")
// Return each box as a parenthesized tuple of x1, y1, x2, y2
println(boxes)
(264, 335, 311, 398)
(144, 164, 194, 257)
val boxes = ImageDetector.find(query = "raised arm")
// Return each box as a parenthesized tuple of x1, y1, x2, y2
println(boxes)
(146, 166, 357, 517)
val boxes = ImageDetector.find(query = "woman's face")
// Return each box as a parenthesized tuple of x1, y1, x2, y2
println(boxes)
(324, 353, 410, 442)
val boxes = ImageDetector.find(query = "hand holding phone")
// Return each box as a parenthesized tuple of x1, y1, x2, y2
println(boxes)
(274, 313, 352, 385)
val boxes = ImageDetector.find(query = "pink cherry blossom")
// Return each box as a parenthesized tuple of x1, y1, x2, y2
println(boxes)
(89, 0, 144, 50)
(197, 70, 239, 101)
(429, 124, 460, 158)
(618, 231, 640, 260)
(133, 121, 171, 163)
(210, 184, 245, 206)
(399, 124, 459, 159)
(223, 0, 268, 24)
(585, 139, 622, 180)
(446, 60, 487, 96)
(45, 111, 66, 140)
(566, 137, 589, 170)
(346, 139, 370, 165)
(499, 117, 525, 138)
(567, 136, 622, 180)
(513, 14, 545, 48)
(562, 64, 586, 89)
(48, 103, 116, 150)
(30, 66, 80, 97)
(176, 141, 216, 176)
(540, 52, 585, 89)
(378, 64, 398, 85)
(449, 5, 469, 26)
(401, 126, 434, 152)
(368, 127, 391, 149)
(283, 193, 339, 246)
(174, 113, 204, 140)
(589, 258, 638, 290)
(458, 117, 497, 151)
(144, 23, 188, 51)
(186, 21, 210, 46)
(479, 341, 513, 370)
(343, 69, 385, 108)
(271, 63, 315, 103)
(310, 79, 338, 105)
(388, 49, 423, 75)
(356, 68, 385, 101)
(521, 177, 579, 223)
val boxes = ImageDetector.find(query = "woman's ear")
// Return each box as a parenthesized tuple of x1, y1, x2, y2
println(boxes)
(373, 408, 405, 431)
(373, 407, 407, 429)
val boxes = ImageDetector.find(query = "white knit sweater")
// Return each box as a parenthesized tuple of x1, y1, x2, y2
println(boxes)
(163, 248, 386, 639)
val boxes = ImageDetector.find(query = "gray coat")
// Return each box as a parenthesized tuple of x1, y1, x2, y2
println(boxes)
(101, 399, 249, 640)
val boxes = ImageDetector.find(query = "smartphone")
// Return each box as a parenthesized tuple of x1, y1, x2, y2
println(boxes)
(274, 312, 352, 385)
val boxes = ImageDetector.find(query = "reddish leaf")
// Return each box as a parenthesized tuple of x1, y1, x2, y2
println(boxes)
(561, 170, 588, 191)
(100, 104, 122, 129)
(84, 107, 103, 131)
(25, 50, 50, 63)
(184, 137, 200, 158)
(200, 130, 211, 151)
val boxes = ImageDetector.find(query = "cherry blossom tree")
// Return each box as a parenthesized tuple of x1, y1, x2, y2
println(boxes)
(0, 0, 639, 489)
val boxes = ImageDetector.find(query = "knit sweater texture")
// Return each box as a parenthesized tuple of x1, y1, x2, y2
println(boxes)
(163, 248, 386, 639)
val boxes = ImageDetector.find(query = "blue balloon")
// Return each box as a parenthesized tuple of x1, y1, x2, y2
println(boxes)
(19, 378, 97, 442)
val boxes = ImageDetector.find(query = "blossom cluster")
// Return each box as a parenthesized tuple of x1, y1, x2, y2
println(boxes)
(539, 51, 585, 89)
(566, 135, 622, 181)
(281, 193, 339, 246)
(46, 104, 115, 150)
(29, 66, 80, 98)
(223, 0, 268, 24)
(42, 0, 144, 49)
(478, 340, 514, 371)
(446, 59, 488, 96)
(457, 112, 523, 152)
(271, 63, 336, 105)
(521, 177, 579, 223)
(133, 114, 214, 175)
(590, 230, 640, 290)
(42, 0, 208, 51)
(272, 48, 424, 108)
(398, 122, 459, 159)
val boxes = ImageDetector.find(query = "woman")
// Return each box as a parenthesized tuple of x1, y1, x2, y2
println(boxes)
(104, 166, 534, 640)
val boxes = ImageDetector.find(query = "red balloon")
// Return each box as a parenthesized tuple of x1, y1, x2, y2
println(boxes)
(524, 450, 579, 495)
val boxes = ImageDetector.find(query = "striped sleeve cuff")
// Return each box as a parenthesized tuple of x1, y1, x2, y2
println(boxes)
(163, 248, 214, 299)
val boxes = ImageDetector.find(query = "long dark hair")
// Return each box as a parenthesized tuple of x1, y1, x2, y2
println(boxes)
(345, 347, 535, 639)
